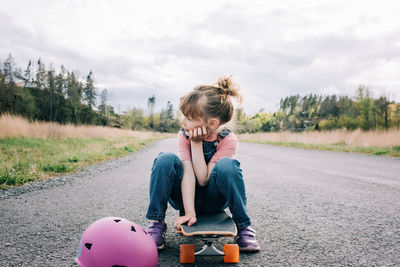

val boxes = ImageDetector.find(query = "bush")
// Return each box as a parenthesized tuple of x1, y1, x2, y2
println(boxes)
(338, 116, 359, 130)
(318, 119, 338, 130)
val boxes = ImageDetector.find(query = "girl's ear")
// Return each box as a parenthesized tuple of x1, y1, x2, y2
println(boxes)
(208, 118, 220, 130)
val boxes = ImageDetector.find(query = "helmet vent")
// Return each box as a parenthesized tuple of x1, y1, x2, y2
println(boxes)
(143, 229, 148, 235)
(85, 243, 93, 250)
(114, 219, 121, 223)
(131, 225, 136, 232)
(112, 265, 127, 267)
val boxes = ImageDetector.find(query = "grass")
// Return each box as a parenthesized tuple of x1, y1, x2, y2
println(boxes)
(0, 114, 174, 188)
(0, 136, 169, 188)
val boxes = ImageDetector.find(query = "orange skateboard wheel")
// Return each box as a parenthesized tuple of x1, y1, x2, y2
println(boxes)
(223, 244, 239, 263)
(180, 244, 195, 264)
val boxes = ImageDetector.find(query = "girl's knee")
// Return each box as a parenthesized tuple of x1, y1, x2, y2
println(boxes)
(215, 157, 240, 172)
(152, 152, 182, 178)
(154, 152, 180, 167)
(214, 157, 243, 182)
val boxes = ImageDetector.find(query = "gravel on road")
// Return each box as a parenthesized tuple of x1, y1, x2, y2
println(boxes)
(1, 139, 400, 266)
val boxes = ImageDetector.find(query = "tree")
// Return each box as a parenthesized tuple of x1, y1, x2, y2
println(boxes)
(147, 94, 156, 129)
(0, 54, 18, 113)
(53, 65, 68, 123)
(23, 60, 34, 88)
(35, 59, 46, 90)
(98, 88, 108, 115)
(98, 89, 109, 125)
(130, 107, 145, 130)
(3, 53, 15, 84)
(66, 71, 82, 124)
(318, 95, 339, 119)
(13, 85, 37, 119)
(280, 95, 300, 115)
(84, 70, 96, 110)
(354, 85, 374, 130)
(158, 101, 179, 132)
(46, 67, 56, 121)
(375, 96, 390, 130)
(336, 96, 360, 130)
(83, 71, 96, 124)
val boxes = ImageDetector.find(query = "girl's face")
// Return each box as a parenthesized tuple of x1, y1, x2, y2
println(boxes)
(179, 96, 220, 136)
(180, 116, 206, 134)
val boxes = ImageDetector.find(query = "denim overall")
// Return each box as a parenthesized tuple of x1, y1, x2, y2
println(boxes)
(145, 128, 251, 230)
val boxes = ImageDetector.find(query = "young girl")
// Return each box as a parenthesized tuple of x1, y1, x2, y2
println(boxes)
(145, 76, 260, 252)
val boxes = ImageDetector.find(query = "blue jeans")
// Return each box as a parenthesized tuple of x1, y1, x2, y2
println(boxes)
(146, 152, 251, 230)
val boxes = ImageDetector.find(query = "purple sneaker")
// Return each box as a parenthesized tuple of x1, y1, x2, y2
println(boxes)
(236, 226, 260, 252)
(146, 221, 167, 250)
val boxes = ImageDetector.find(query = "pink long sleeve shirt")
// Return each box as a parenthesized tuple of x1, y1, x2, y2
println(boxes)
(177, 129, 238, 163)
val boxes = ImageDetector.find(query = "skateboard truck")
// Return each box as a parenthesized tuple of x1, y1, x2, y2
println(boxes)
(195, 236, 224, 256)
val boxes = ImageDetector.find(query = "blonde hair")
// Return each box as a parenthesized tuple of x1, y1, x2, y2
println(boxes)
(179, 75, 242, 124)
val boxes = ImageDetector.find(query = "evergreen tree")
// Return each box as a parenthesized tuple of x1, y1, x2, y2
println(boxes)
(46, 67, 56, 121)
(84, 70, 96, 110)
(1, 54, 17, 112)
(83, 71, 97, 124)
(66, 71, 82, 124)
(0, 63, 8, 112)
(53, 65, 68, 123)
(3, 54, 15, 84)
(23, 60, 34, 88)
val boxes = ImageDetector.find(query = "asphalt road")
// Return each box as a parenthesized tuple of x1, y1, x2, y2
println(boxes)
(1, 139, 400, 266)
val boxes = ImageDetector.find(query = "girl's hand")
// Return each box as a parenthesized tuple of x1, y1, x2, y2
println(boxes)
(189, 125, 209, 141)
(174, 214, 197, 230)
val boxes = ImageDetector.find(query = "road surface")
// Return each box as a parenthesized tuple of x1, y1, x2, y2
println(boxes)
(1, 139, 399, 266)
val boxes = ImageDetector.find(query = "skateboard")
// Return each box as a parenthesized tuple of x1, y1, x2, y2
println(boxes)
(179, 211, 239, 264)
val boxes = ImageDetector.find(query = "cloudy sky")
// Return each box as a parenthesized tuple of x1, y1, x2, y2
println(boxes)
(1, 0, 400, 114)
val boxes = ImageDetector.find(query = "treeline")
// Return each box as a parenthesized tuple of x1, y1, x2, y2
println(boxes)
(1, 54, 400, 133)
(0, 54, 180, 132)
(0, 54, 112, 125)
(123, 98, 181, 132)
(235, 86, 400, 133)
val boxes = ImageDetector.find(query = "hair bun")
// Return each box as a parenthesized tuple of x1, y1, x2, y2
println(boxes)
(217, 76, 232, 90)
(216, 75, 242, 103)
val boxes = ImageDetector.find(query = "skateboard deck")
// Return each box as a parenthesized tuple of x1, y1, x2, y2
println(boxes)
(181, 211, 237, 237)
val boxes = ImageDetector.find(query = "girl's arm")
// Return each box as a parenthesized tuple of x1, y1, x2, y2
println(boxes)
(207, 162, 216, 179)
(173, 160, 197, 229)
(190, 140, 209, 186)
(192, 141, 217, 186)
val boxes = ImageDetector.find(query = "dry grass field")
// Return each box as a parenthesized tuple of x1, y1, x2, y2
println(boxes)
(238, 129, 400, 147)
(0, 114, 170, 139)
(238, 129, 400, 157)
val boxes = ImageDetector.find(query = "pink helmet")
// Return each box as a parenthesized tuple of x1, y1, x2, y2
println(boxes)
(75, 217, 158, 267)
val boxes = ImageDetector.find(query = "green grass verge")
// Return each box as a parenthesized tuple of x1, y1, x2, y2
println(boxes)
(240, 139, 400, 157)
(0, 136, 165, 189)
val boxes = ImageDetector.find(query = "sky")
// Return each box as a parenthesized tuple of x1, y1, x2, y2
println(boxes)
(1, 0, 400, 114)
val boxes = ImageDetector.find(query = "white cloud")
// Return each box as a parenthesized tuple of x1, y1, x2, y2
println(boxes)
(1, 0, 400, 114)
